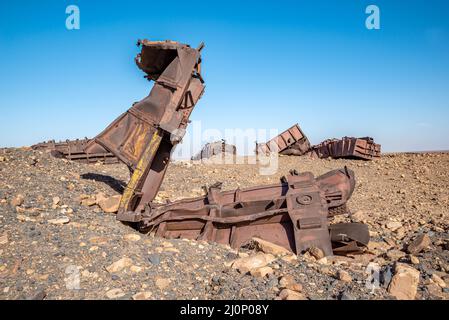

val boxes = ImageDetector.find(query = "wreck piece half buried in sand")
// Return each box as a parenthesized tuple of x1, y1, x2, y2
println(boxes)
(311, 137, 381, 160)
(84, 39, 206, 216)
(32, 138, 119, 164)
(191, 140, 237, 161)
(133, 167, 369, 256)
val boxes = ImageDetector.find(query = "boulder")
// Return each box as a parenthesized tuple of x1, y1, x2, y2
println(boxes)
(231, 253, 275, 274)
(251, 237, 291, 256)
(388, 263, 420, 300)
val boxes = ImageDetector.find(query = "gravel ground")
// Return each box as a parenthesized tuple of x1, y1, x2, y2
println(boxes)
(0, 147, 448, 300)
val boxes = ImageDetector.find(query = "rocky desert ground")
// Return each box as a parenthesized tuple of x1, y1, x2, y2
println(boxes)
(0, 147, 448, 300)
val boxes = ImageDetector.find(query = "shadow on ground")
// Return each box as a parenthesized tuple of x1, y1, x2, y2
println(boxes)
(80, 173, 126, 194)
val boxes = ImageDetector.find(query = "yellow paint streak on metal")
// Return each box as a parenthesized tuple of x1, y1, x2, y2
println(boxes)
(119, 130, 163, 212)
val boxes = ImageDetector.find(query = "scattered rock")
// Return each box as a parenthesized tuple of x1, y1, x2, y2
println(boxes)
(124, 234, 141, 242)
(279, 275, 303, 292)
(281, 255, 297, 263)
(251, 237, 291, 256)
(431, 274, 446, 288)
(155, 278, 171, 290)
(250, 266, 273, 278)
(386, 249, 406, 261)
(148, 254, 161, 265)
(10, 194, 24, 207)
(0, 233, 8, 245)
(307, 247, 324, 260)
(350, 210, 366, 222)
(277, 289, 307, 300)
(80, 196, 96, 206)
(105, 288, 125, 299)
(409, 255, 420, 265)
(106, 257, 133, 273)
(231, 253, 276, 274)
(340, 291, 356, 300)
(132, 291, 152, 300)
(52, 196, 60, 206)
(48, 217, 70, 225)
(97, 195, 121, 213)
(386, 221, 402, 231)
(130, 266, 143, 273)
(337, 270, 352, 283)
(426, 283, 444, 298)
(388, 263, 420, 300)
(407, 234, 432, 255)
(16, 214, 36, 222)
(95, 192, 107, 203)
(27, 290, 47, 300)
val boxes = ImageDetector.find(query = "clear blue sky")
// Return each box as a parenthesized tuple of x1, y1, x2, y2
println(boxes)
(1, 0, 448, 154)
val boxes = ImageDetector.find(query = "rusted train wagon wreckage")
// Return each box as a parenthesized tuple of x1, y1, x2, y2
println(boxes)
(191, 140, 237, 161)
(256, 124, 311, 157)
(35, 39, 373, 256)
(32, 138, 119, 164)
(257, 125, 381, 160)
(311, 137, 381, 160)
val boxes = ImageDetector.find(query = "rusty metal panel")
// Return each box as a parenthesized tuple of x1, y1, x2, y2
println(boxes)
(312, 137, 381, 160)
(31, 138, 119, 164)
(191, 140, 237, 161)
(118, 167, 368, 256)
(256, 124, 311, 156)
(85, 40, 205, 214)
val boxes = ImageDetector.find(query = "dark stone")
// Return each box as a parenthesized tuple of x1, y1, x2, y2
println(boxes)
(111, 275, 120, 281)
(147, 254, 161, 265)
(27, 290, 47, 300)
(211, 275, 220, 284)
(340, 291, 356, 300)
(225, 252, 239, 260)
(380, 265, 393, 288)
(268, 278, 278, 288)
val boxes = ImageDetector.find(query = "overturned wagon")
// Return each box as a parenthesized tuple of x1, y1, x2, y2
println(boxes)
(256, 124, 311, 156)
(312, 137, 381, 160)
(123, 167, 369, 256)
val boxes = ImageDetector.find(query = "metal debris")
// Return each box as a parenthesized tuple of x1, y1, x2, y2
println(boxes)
(191, 140, 236, 161)
(256, 124, 381, 160)
(311, 137, 381, 160)
(119, 167, 369, 256)
(256, 124, 311, 156)
(31, 138, 119, 164)
(84, 40, 206, 216)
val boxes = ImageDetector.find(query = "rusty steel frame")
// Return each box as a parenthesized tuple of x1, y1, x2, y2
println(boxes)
(191, 140, 237, 161)
(311, 137, 381, 160)
(118, 167, 369, 256)
(256, 124, 311, 156)
(31, 138, 119, 164)
(84, 40, 206, 216)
